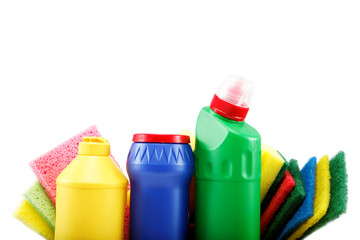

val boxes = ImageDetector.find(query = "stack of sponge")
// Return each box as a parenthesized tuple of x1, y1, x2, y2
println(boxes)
(13, 125, 130, 240)
(260, 149, 348, 240)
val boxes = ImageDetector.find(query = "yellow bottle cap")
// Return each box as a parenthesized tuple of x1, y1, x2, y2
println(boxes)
(78, 137, 110, 156)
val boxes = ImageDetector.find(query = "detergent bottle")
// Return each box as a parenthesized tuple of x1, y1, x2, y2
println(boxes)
(195, 76, 261, 240)
(127, 134, 194, 240)
(55, 137, 128, 240)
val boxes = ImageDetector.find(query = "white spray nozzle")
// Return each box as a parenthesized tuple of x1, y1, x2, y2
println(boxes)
(216, 75, 254, 108)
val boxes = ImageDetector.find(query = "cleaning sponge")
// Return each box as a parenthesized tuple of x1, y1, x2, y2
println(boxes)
(262, 159, 306, 240)
(261, 156, 289, 213)
(301, 151, 347, 239)
(277, 157, 316, 240)
(13, 199, 54, 240)
(179, 129, 195, 151)
(23, 181, 56, 231)
(29, 125, 103, 205)
(261, 145, 285, 202)
(260, 170, 295, 236)
(123, 186, 131, 240)
(288, 155, 330, 239)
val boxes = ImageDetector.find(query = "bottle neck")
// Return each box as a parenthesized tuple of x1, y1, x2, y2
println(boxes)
(210, 94, 249, 122)
(78, 143, 110, 156)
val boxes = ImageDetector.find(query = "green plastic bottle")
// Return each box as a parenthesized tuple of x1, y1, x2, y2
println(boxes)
(195, 76, 261, 240)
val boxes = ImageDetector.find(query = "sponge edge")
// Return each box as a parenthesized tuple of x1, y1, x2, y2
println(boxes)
(179, 130, 195, 151)
(23, 181, 56, 231)
(301, 151, 347, 239)
(262, 160, 306, 240)
(260, 170, 295, 236)
(123, 186, 131, 240)
(13, 199, 54, 240)
(277, 157, 316, 240)
(288, 155, 330, 240)
(261, 145, 285, 202)
(261, 157, 289, 213)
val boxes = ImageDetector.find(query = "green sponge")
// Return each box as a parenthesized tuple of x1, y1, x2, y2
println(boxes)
(261, 152, 289, 213)
(262, 159, 306, 240)
(300, 151, 348, 239)
(23, 181, 56, 231)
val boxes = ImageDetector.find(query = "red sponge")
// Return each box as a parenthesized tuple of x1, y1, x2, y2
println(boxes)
(261, 170, 295, 236)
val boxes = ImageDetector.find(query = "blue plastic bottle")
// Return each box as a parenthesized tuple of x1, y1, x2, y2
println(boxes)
(127, 134, 194, 240)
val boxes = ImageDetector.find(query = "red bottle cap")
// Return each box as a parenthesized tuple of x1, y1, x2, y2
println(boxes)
(132, 134, 190, 144)
(210, 94, 249, 121)
(210, 75, 253, 122)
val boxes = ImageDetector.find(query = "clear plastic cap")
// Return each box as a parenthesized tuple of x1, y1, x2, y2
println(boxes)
(216, 75, 254, 108)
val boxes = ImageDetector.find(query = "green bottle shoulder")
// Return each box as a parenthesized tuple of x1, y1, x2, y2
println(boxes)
(195, 107, 261, 181)
(197, 106, 260, 140)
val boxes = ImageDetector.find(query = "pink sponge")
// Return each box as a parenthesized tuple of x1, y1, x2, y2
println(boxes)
(123, 185, 130, 240)
(30, 125, 105, 205)
(261, 170, 296, 236)
(123, 205, 130, 240)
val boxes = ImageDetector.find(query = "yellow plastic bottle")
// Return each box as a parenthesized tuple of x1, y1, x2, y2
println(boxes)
(55, 137, 128, 240)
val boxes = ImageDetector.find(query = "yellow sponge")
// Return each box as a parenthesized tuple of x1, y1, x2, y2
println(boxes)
(13, 199, 54, 240)
(261, 145, 285, 202)
(180, 129, 195, 151)
(288, 155, 331, 240)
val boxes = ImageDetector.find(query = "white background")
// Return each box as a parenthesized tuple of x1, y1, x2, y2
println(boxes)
(1, 1, 359, 239)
